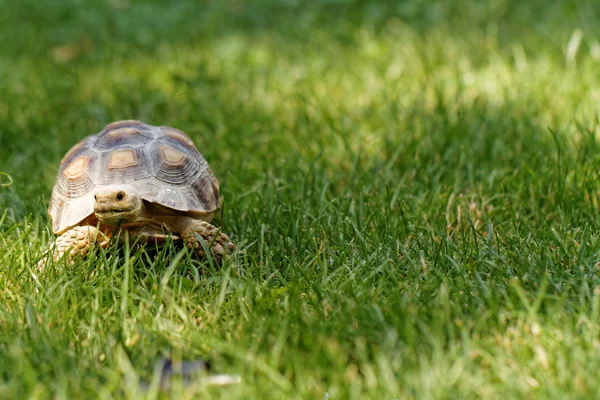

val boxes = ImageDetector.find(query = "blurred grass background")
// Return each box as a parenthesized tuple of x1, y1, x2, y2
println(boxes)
(2, 0, 600, 398)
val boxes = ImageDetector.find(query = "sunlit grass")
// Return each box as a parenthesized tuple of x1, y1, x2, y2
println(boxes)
(2, 0, 600, 398)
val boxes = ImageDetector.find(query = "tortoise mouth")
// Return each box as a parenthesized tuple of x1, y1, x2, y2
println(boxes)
(94, 206, 141, 226)
(94, 205, 136, 213)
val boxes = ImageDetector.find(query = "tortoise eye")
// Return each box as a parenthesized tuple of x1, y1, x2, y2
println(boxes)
(116, 192, 125, 201)
(94, 195, 97, 201)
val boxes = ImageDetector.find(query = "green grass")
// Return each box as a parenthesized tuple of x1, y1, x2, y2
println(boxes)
(2, 0, 600, 398)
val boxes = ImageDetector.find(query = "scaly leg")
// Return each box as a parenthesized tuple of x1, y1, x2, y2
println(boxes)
(38, 225, 106, 270)
(180, 220, 234, 262)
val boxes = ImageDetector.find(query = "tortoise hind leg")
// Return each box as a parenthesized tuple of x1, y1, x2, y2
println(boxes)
(180, 219, 234, 262)
(38, 225, 106, 270)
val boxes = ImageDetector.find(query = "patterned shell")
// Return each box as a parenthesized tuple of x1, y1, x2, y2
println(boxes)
(49, 120, 220, 234)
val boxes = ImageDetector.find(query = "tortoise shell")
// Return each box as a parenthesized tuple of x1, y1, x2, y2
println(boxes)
(49, 120, 220, 234)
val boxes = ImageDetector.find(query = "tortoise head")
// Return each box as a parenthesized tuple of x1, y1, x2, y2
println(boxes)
(93, 184, 143, 226)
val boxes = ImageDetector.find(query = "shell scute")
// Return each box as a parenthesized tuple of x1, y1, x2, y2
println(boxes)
(98, 146, 153, 184)
(190, 167, 220, 211)
(102, 120, 146, 132)
(160, 146, 187, 167)
(108, 149, 138, 169)
(153, 143, 200, 185)
(63, 156, 88, 180)
(162, 126, 196, 148)
(94, 124, 155, 150)
(56, 153, 96, 198)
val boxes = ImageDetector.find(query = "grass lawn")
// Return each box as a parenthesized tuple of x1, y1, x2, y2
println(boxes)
(2, 0, 600, 398)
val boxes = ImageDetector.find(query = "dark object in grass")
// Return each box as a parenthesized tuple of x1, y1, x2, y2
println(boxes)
(139, 358, 241, 390)
(38, 120, 234, 269)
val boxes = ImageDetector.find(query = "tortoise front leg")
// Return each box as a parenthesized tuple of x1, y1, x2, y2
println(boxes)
(180, 219, 234, 262)
(38, 225, 106, 270)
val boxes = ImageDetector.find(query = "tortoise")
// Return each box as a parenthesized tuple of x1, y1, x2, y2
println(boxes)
(40, 120, 234, 267)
